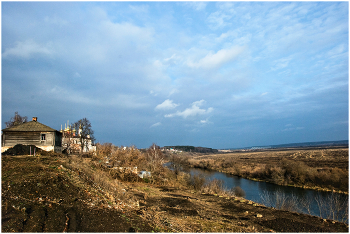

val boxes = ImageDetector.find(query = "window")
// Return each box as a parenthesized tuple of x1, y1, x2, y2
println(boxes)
(41, 134, 46, 141)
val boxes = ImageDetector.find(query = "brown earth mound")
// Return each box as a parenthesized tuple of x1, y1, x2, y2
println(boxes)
(1, 155, 152, 232)
(2, 144, 63, 157)
(2, 144, 45, 156)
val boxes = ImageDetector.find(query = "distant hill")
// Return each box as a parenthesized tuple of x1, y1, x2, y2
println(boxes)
(163, 145, 218, 153)
(235, 140, 349, 150)
(268, 140, 348, 149)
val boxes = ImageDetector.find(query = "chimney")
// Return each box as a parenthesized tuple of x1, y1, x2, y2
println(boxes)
(32, 117, 37, 122)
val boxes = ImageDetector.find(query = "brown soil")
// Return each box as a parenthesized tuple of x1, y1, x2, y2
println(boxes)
(2, 155, 153, 232)
(2, 154, 348, 232)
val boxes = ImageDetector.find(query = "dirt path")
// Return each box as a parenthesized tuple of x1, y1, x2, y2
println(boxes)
(128, 184, 348, 232)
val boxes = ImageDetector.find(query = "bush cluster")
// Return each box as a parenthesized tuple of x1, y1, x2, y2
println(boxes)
(252, 159, 348, 191)
(94, 143, 174, 185)
(183, 154, 348, 191)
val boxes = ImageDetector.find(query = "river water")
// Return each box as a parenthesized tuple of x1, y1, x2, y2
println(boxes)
(165, 163, 348, 223)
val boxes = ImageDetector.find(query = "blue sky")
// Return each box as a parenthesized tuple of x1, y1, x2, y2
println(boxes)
(2, 2, 348, 149)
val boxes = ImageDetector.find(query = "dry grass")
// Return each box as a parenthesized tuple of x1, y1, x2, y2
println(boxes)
(181, 148, 348, 192)
(64, 155, 135, 204)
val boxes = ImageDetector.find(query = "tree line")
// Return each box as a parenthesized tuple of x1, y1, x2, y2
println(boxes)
(163, 145, 218, 153)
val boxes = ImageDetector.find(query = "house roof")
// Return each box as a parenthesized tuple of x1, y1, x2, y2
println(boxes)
(2, 120, 58, 132)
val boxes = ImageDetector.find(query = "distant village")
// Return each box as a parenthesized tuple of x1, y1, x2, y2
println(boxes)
(1, 117, 95, 154)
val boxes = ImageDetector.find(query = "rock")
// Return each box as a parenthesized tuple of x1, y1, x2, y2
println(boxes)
(256, 214, 263, 218)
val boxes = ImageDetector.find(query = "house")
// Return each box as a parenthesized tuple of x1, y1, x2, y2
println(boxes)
(1, 117, 63, 153)
(60, 120, 96, 154)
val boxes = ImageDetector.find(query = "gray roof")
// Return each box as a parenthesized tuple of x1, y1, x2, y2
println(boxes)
(2, 121, 59, 132)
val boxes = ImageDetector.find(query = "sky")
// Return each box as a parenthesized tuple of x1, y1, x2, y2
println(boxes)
(1, 1, 348, 149)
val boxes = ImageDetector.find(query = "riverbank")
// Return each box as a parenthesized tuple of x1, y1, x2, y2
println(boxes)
(180, 147, 348, 193)
(2, 154, 348, 232)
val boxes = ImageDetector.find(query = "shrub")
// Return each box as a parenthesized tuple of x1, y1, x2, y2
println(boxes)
(189, 174, 206, 190)
(176, 172, 192, 188)
(233, 186, 245, 198)
(205, 179, 224, 194)
(221, 158, 235, 168)
(95, 142, 113, 159)
(233, 164, 242, 176)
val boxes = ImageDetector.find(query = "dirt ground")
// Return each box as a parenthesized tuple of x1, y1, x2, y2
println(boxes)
(2, 154, 349, 232)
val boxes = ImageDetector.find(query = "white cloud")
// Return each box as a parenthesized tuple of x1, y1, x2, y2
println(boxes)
(155, 99, 179, 110)
(270, 56, 293, 71)
(150, 122, 161, 128)
(184, 2, 207, 11)
(165, 99, 213, 118)
(187, 46, 244, 70)
(282, 126, 305, 131)
(74, 72, 81, 78)
(207, 11, 232, 30)
(168, 89, 179, 97)
(129, 4, 149, 14)
(327, 44, 346, 58)
(200, 118, 212, 125)
(163, 54, 181, 65)
(3, 40, 52, 59)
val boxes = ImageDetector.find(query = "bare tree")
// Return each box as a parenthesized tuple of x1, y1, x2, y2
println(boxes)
(72, 118, 95, 153)
(260, 190, 300, 212)
(145, 143, 166, 183)
(146, 143, 164, 171)
(5, 112, 28, 128)
(315, 192, 348, 223)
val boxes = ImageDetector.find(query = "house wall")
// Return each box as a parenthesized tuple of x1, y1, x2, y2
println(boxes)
(2, 132, 41, 146)
(1, 131, 62, 153)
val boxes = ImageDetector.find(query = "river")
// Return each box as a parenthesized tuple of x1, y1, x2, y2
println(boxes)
(165, 163, 348, 223)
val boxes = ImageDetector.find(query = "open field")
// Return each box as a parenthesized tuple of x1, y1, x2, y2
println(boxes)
(2, 154, 348, 232)
(182, 147, 349, 193)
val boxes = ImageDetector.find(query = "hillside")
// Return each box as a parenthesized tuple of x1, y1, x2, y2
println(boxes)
(2, 154, 348, 232)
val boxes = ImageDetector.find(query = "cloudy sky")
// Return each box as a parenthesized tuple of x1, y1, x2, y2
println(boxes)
(2, 2, 348, 149)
